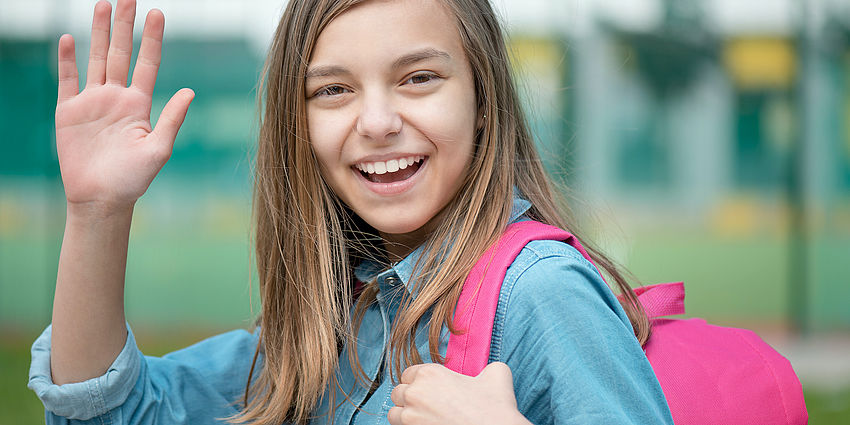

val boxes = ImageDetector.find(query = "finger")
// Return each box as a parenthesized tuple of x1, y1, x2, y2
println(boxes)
(387, 406, 404, 425)
(151, 88, 194, 150)
(400, 364, 425, 384)
(86, 0, 112, 86)
(130, 9, 164, 96)
(57, 34, 79, 102)
(106, 0, 137, 85)
(390, 383, 408, 406)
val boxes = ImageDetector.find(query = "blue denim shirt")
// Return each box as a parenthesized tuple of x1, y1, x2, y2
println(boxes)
(29, 198, 673, 424)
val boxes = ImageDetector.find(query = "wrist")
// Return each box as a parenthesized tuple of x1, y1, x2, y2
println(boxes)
(66, 200, 135, 222)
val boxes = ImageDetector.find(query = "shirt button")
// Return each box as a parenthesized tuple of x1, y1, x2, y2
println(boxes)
(384, 277, 399, 286)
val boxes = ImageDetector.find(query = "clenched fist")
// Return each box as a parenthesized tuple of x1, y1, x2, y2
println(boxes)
(388, 362, 532, 425)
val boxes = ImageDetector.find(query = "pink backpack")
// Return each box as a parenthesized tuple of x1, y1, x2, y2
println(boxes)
(445, 220, 808, 424)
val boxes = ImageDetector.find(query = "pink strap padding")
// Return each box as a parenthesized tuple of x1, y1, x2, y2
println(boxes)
(446, 221, 589, 376)
(633, 282, 685, 318)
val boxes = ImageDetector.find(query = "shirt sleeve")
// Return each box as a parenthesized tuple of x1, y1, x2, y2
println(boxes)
(494, 240, 673, 425)
(28, 324, 260, 425)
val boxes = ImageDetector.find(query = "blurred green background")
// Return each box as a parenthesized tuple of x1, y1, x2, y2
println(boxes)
(2, 0, 850, 423)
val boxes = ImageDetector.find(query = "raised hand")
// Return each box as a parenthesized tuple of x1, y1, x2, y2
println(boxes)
(387, 362, 532, 425)
(50, 0, 193, 386)
(56, 0, 193, 213)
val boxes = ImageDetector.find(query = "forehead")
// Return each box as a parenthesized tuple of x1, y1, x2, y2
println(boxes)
(310, 0, 464, 66)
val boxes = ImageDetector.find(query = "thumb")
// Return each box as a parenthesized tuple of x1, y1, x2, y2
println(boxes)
(479, 362, 519, 411)
(479, 362, 514, 387)
(151, 88, 194, 150)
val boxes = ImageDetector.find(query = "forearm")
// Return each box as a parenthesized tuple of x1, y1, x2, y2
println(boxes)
(50, 202, 134, 385)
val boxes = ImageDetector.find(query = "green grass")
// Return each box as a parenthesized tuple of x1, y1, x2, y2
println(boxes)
(621, 228, 850, 329)
(0, 233, 260, 331)
(0, 334, 47, 425)
(805, 387, 850, 424)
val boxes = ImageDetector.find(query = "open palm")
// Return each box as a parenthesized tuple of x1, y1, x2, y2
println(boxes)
(56, 0, 193, 210)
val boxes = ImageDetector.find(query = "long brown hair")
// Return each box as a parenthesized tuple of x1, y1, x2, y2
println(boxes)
(238, 0, 650, 423)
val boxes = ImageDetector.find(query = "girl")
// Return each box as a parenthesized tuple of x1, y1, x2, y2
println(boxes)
(28, 0, 673, 424)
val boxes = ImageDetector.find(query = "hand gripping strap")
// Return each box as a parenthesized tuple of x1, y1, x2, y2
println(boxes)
(444, 221, 686, 376)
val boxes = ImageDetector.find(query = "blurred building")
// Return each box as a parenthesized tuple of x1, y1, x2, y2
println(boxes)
(502, 0, 850, 331)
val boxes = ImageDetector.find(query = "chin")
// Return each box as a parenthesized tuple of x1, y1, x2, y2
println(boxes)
(361, 211, 432, 239)
(368, 219, 426, 236)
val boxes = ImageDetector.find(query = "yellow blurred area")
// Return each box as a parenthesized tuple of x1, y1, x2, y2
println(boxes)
(724, 38, 796, 89)
(0, 199, 23, 237)
(509, 37, 565, 72)
(710, 197, 786, 237)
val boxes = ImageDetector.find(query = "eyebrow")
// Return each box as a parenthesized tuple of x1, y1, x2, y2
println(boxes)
(391, 48, 452, 69)
(305, 48, 452, 79)
(305, 65, 351, 79)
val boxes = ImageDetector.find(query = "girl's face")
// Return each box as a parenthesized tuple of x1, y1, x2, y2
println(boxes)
(306, 0, 479, 257)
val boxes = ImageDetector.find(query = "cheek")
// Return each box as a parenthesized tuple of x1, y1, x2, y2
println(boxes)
(408, 87, 478, 151)
(307, 108, 350, 175)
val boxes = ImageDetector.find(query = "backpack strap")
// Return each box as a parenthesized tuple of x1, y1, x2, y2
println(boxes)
(445, 221, 591, 376)
(445, 220, 687, 376)
(633, 282, 685, 318)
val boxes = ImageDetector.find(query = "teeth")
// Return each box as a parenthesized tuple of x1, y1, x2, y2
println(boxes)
(356, 156, 424, 175)
(386, 159, 399, 172)
(374, 161, 387, 174)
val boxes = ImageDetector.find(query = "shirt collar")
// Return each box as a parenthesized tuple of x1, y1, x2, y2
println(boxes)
(353, 193, 532, 298)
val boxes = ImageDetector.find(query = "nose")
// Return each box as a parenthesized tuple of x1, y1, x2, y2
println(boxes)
(355, 92, 402, 141)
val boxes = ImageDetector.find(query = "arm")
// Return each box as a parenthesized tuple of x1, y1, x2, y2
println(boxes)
(30, 325, 260, 423)
(50, 0, 193, 385)
(31, 2, 262, 422)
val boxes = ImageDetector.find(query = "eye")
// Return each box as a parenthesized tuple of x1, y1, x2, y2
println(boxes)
(313, 85, 350, 98)
(404, 72, 439, 85)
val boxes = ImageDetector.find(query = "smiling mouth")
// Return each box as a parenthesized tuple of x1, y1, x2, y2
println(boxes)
(354, 156, 426, 184)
